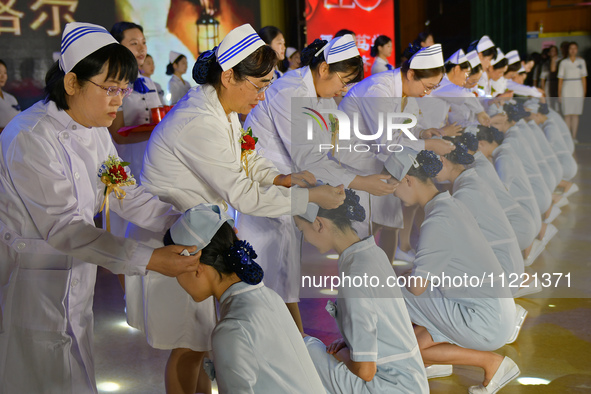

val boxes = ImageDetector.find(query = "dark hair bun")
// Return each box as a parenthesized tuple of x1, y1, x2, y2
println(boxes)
(300, 39, 328, 66)
(192, 48, 217, 84)
(446, 141, 475, 165)
(225, 240, 263, 285)
(402, 42, 423, 60)
(344, 189, 366, 222)
(491, 126, 505, 144)
(417, 150, 443, 177)
(457, 133, 479, 152)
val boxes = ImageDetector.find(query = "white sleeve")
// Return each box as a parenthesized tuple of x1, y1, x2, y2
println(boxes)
(174, 116, 308, 217)
(271, 90, 357, 187)
(557, 61, 565, 79)
(5, 132, 153, 276)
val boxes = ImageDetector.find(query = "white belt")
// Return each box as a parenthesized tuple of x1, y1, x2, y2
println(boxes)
(0, 218, 64, 255)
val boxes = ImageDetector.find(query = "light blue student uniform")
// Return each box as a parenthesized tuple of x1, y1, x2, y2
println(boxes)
(546, 108, 575, 153)
(305, 236, 429, 394)
(525, 120, 563, 182)
(402, 192, 515, 351)
(468, 151, 537, 249)
(492, 143, 542, 235)
(452, 168, 524, 285)
(212, 281, 325, 394)
(502, 124, 552, 214)
(516, 120, 560, 191)
(540, 119, 577, 180)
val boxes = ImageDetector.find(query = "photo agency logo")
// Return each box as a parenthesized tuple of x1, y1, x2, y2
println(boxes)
(302, 107, 417, 153)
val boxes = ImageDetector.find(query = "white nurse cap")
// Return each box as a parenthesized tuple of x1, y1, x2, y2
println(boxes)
(505, 50, 520, 65)
(52, 52, 61, 62)
(465, 50, 481, 68)
(464, 125, 480, 135)
(316, 34, 360, 64)
(409, 44, 444, 70)
(169, 51, 184, 64)
(384, 148, 421, 180)
(446, 49, 467, 65)
(299, 203, 320, 222)
(285, 47, 297, 59)
(59, 22, 118, 74)
(477, 35, 495, 52)
(490, 48, 505, 66)
(216, 24, 265, 71)
(170, 204, 235, 254)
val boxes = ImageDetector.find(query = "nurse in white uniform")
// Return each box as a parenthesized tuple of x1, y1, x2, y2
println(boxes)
(241, 35, 392, 329)
(384, 149, 519, 394)
(339, 43, 454, 260)
(370, 35, 394, 75)
(167, 51, 191, 105)
(0, 60, 21, 131)
(432, 50, 491, 128)
(467, 35, 497, 97)
(169, 204, 326, 394)
(295, 190, 429, 394)
(558, 42, 587, 142)
(0, 22, 200, 394)
(108, 21, 162, 179)
(126, 24, 346, 394)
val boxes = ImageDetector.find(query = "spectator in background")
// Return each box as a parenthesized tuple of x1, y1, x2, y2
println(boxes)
(167, 51, 191, 105)
(541, 46, 560, 111)
(0, 60, 21, 132)
(335, 28, 356, 43)
(140, 54, 165, 103)
(259, 26, 286, 80)
(370, 35, 394, 75)
(558, 42, 587, 143)
(284, 47, 301, 72)
(415, 31, 434, 47)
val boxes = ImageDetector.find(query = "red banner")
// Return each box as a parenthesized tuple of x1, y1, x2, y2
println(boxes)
(305, 0, 395, 77)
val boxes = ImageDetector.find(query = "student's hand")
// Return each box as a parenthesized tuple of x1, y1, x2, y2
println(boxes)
(477, 111, 491, 127)
(146, 245, 201, 277)
(419, 128, 442, 139)
(440, 122, 463, 137)
(356, 174, 397, 196)
(309, 184, 346, 209)
(327, 338, 348, 354)
(424, 138, 455, 155)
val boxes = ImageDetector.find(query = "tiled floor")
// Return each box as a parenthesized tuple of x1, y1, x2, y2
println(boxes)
(94, 144, 591, 393)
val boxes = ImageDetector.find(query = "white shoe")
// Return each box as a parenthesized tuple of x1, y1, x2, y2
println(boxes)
(513, 279, 543, 298)
(394, 246, 416, 263)
(554, 196, 569, 208)
(506, 305, 528, 344)
(468, 357, 520, 393)
(542, 223, 558, 246)
(425, 364, 453, 379)
(524, 239, 544, 267)
(563, 183, 579, 198)
(544, 206, 561, 224)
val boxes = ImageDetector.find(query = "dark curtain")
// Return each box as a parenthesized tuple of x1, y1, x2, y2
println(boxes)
(471, 0, 527, 56)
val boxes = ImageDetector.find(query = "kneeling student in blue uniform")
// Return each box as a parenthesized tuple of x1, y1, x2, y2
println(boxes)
(167, 204, 325, 394)
(295, 189, 429, 394)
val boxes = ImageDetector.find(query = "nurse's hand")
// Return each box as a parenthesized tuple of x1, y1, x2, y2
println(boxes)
(146, 245, 201, 277)
(477, 111, 491, 127)
(274, 171, 317, 188)
(327, 338, 347, 354)
(351, 174, 397, 196)
(309, 184, 346, 209)
(439, 123, 463, 137)
(424, 138, 456, 155)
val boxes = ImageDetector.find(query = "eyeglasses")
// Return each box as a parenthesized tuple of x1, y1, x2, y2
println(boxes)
(84, 79, 133, 98)
(335, 71, 348, 89)
(419, 79, 440, 94)
(244, 78, 273, 94)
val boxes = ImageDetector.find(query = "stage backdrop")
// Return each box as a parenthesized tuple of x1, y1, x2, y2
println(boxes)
(305, 0, 395, 77)
(0, 0, 259, 110)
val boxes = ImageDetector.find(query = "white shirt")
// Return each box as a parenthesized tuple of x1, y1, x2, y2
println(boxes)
(371, 57, 393, 75)
(557, 57, 587, 81)
(0, 100, 178, 393)
(505, 80, 543, 97)
(168, 74, 191, 105)
(141, 83, 308, 216)
(0, 90, 20, 128)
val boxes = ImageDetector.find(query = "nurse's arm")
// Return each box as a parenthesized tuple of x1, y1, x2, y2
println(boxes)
(405, 271, 429, 296)
(582, 76, 587, 97)
(334, 347, 377, 382)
